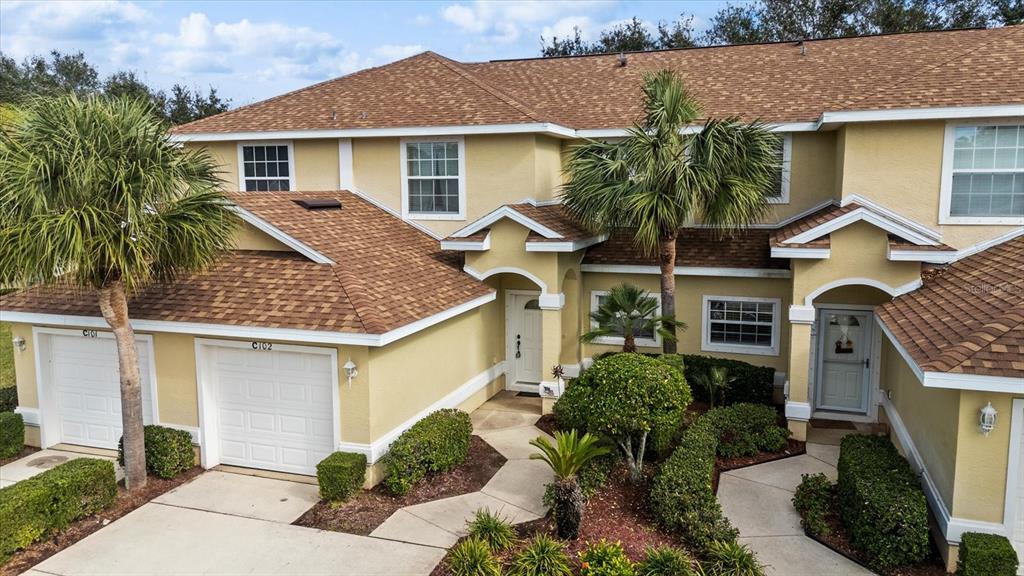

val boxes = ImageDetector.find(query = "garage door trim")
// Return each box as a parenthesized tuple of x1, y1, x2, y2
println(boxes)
(194, 338, 340, 473)
(33, 326, 160, 449)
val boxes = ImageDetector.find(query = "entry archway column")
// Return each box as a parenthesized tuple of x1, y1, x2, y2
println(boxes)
(786, 304, 816, 441)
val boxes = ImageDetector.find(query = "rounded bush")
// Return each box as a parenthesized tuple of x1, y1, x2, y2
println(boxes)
(0, 412, 25, 459)
(383, 408, 472, 495)
(118, 425, 195, 479)
(316, 451, 366, 502)
(957, 532, 1018, 576)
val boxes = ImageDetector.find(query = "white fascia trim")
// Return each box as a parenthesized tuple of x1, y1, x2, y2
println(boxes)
(803, 277, 921, 307)
(338, 361, 507, 462)
(951, 227, 1024, 262)
(784, 206, 939, 247)
(463, 264, 550, 294)
(15, 406, 40, 426)
(575, 122, 819, 139)
(840, 194, 943, 242)
(771, 246, 831, 259)
(820, 105, 1024, 126)
(440, 232, 491, 251)
(231, 205, 334, 264)
(171, 123, 577, 143)
(451, 205, 563, 239)
(785, 401, 812, 421)
(888, 248, 958, 263)
(525, 234, 607, 252)
(579, 264, 792, 279)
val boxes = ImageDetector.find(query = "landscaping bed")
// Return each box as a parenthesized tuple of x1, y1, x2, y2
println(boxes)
(293, 435, 505, 535)
(0, 445, 39, 467)
(0, 466, 203, 576)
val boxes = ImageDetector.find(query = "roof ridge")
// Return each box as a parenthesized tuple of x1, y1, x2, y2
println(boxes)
(425, 52, 550, 124)
(837, 25, 1024, 111)
(328, 264, 386, 334)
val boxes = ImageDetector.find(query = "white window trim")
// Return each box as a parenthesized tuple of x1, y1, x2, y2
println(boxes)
(767, 133, 792, 204)
(589, 290, 662, 348)
(939, 120, 1024, 225)
(236, 141, 296, 192)
(701, 295, 781, 357)
(400, 136, 467, 221)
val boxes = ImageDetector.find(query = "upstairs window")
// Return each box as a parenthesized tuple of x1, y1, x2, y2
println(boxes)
(239, 143, 293, 192)
(767, 134, 792, 204)
(401, 137, 466, 220)
(942, 123, 1023, 223)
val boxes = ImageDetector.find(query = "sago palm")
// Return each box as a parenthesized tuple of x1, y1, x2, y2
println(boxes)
(0, 95, 238, 490)
(580, 283, 681, 353)
(530, 430, 609, 539)
(562, 69, 780, 354)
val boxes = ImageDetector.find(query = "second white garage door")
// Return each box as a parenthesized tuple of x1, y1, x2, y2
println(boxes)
(204, 343, 336, 476)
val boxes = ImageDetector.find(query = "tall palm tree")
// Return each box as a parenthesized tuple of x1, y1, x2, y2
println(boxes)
(562, 69, 780, 354)
(0, 95, 238, 490)
(530, 430, 609, 539)
(580, 283, 680, 353)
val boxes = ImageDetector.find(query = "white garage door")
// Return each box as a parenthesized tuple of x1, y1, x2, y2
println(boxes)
(207, 344, 335, 476)
(47, 332, 155, 449)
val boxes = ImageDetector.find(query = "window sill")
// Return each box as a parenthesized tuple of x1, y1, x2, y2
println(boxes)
(701, 342, 779, 357)
(938, 215, 1024, 225)
(404, 213, 466, 221)
(766, 196, 790, 205)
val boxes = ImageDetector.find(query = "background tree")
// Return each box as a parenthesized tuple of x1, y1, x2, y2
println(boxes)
(540, 15, 696, 56)
(562, 70, 778, 354)
(529, 430, 609, 539)
(0, 96, 239, 489)
(580, 283, 680, 353)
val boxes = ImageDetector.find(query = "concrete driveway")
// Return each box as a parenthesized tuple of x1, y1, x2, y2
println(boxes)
(25, 471, 446, 576)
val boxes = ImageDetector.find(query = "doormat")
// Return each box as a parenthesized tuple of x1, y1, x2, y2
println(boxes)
(808, 419, 856, 430)
(516, 391, 540, 398)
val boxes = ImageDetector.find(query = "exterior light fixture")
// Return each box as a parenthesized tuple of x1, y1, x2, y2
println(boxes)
(980, 402, 997, 436)
(343, 359, 358, 387)
(11, 336, 26, 352)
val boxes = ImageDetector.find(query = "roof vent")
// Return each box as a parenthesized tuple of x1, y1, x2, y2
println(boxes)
(617, 52, 627, 67)
(796, 40, 806, 56)
(294, 199, 342, 211)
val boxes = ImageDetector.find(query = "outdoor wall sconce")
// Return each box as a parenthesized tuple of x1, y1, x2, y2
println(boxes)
(11, 336, 26, 352)
(980, 402, 997, 436)
(343, 359, 358, 387)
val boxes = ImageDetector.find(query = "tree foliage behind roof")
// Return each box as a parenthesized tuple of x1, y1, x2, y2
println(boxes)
(0, 50, 229, 125)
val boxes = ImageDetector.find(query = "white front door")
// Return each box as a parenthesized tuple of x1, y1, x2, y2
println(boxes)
(815, 309, 873, 413)
(508, 292, 543, 388)
(43, 331, 155, 449)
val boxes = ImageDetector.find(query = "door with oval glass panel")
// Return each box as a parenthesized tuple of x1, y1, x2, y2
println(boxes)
(507, 292, 543, 388)
(815, 310, 873, 413)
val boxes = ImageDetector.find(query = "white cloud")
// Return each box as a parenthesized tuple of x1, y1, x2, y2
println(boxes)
(374, 44, 424, 60)
(541, 16, 596, 42)
(441, 1, 611, 44)
(0, 0, 152, 60)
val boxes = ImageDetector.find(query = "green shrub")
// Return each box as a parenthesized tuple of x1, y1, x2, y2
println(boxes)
(316, 451, 366, 502)
(0, 458, 116, 561)
(508, 533, 572, 576)
(650, 418, 738, 550)
(702, 403, 788, 458)
(837, 434, 929, 569)
(466, 508, 516, 552)
(383, 408, 472, 495)
(0, 386, 17, 413)
(956, 532, 1018, 576)
(700, 541, 765, 576)
(579, 540, 635, 576)
(793, 473, 833, 537)
(118, 425, 194, 479)
(679, 355, 774, 406)
(0, 412, 24, 459)
(637, 546, 695, 576)
(542, 452, 615, 509)
(447, 537, 501, 576)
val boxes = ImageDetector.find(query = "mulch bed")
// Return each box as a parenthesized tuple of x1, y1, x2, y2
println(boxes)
(0, 445, 40, 467)
(534, 413, 557, 437)
(712, 438, 805, 493)
(293, 435, 506, 536)
(0, 466, 204, 576)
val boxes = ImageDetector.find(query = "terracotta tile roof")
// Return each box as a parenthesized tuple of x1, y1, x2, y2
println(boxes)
(877, 235, 1024, 377)
(1, 191, 493, 336)
(584, 228, 789, 270)
(173, 26, 1024, 135)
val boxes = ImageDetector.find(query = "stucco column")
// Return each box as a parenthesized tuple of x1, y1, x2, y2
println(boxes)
(786, 305, 815, 441)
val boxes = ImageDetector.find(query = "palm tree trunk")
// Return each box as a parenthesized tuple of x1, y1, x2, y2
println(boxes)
(623, 332, 636, 353)
(98, 279, 147, 490)
(659, 231, 678, 354)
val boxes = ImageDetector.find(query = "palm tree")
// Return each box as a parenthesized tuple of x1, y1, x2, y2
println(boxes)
(0, 95, 238, 490)
(530, 430, 610, 539)
(695, 366, 736, 408)
(580, 283, 680, 353)
(562, 69, 780, 354)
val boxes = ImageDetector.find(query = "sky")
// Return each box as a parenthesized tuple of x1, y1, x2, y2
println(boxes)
(0, 0, 736, 106)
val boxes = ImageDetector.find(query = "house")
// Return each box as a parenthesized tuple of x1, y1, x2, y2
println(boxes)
(1, 26, 1021, 569)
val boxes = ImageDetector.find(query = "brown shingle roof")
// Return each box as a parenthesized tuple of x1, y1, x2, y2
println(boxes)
(877, 235, 1024, 377)
(584, 228, 789, 270)
(509, 203, 595, 243)
(1, 191, 493, 336)
(173, 26, 1024, 135)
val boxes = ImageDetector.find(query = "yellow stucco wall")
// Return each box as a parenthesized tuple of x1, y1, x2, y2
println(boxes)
(464, 219, 562, 292)
(232, 221, 293, 251)
(294, 139, 340, 190)
(952, 391, 1018, 523)
(10, 323, 37, 409)
(765, 131, 837, 223)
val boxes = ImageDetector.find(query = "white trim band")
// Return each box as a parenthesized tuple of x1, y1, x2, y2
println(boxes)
(580, 264, 792, 279)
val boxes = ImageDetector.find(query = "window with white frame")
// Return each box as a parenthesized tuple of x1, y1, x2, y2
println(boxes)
(239, 143, 293, 191)
(942, 123, 1024, 222)
(401, 138, 465, 219)
(767, 134, 792, 203)
(701, 296, 780, 356)
(589, 290, 661, 348)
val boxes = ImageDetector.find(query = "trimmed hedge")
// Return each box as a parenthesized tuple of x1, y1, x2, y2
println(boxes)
(0, 458, 117, 561)
(0, 412, 24, 459)
(316, 451, 366, 502)
(702, 403, 789, 458)
(680, 355, 774, 406)
(0, 386, 17, 413)
(118, 425, 195, 479)
(957, 532, 1018, 576)
(383, 408, 472, 495)
(837, 434, 929, 569)
(793, 473, 833, 537)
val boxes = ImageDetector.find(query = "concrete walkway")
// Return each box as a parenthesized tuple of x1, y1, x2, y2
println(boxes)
(719, 428, 875, 576)
(0, 448, 118, 488)
(371, 392, 553, 549)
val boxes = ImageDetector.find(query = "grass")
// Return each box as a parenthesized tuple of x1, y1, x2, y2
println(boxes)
(0, 322, 14, 388)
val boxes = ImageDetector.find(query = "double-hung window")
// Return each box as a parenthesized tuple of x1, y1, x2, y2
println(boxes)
(589, 291, 662, 348)
(941, 123, 1024, 223)
(239, 142, 294, 191)
(401, 137, 466, 220)
(701, 296, 780, 356)
(766, 133, 792, 204)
